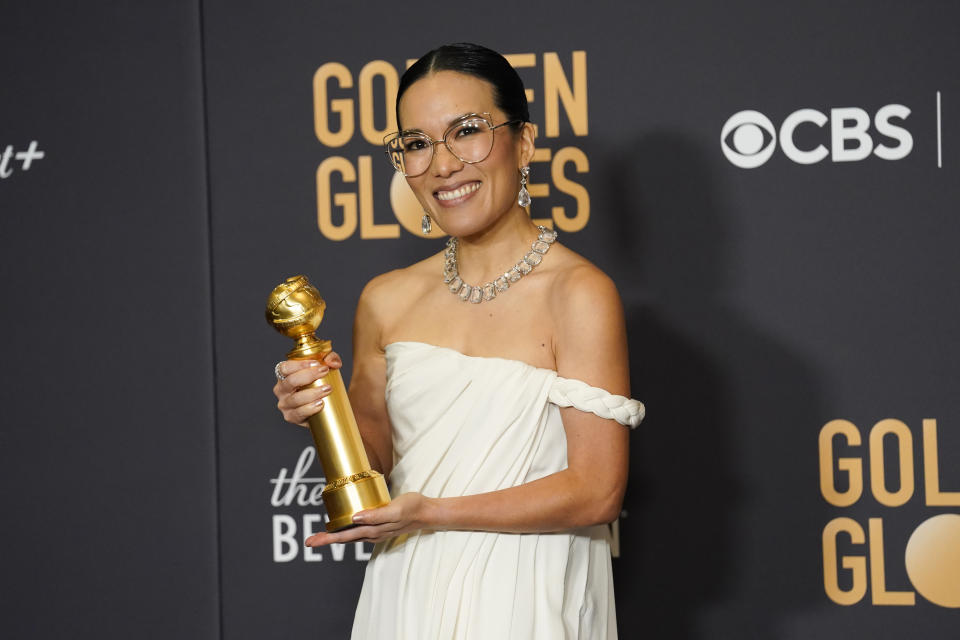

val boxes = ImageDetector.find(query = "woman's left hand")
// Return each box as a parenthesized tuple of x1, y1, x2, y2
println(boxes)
(305, 492, 435, 547)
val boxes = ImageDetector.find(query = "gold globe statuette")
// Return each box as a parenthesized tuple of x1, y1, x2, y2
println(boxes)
(266, 275, 391, 532)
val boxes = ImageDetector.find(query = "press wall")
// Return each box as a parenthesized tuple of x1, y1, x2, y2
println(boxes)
(2, 2, 958, 638)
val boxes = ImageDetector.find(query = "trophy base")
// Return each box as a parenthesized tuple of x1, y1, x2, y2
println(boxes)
(323, 471, 391, 532)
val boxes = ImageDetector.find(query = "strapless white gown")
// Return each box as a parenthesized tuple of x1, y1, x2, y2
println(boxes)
(351, 342, 644, 640)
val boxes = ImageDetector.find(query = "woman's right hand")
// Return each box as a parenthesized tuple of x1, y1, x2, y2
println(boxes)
(273, 352, 342, 426)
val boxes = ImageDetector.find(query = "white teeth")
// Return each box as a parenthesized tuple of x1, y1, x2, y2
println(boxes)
(436, 182, 480, 201)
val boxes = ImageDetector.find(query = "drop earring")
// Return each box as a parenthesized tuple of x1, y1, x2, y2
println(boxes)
(421, 213, 432, 235)
(517, 166, 531, 208)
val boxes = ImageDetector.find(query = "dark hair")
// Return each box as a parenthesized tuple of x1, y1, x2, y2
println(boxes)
(396, 43, 529, 130)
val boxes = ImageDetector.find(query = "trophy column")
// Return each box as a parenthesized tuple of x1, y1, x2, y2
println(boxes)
(266, 275, 391, 531)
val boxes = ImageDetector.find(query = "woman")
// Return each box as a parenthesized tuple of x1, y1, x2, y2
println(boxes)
(273, 43, 644, 639)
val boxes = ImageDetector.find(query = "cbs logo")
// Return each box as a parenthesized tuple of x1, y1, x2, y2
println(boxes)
(721, 105, 912, 168)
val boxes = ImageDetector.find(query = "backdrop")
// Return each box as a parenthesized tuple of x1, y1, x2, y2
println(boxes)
(1, 1, 958, 638)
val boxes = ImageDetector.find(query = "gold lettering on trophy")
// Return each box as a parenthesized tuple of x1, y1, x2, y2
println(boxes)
(543, 51, 588, 137)
(819, 419, 863, 507)
(314, 62, 355, 147)
(316, 156, 358, 241)
(869, 419, 914, 507)
(868, 518, 916, 605)
(923, 419, 960, 506)
(358, 60, 398, 146)
(822, 517, 867, 605)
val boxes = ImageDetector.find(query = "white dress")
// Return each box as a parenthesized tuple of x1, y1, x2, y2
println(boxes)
(351, 342, 645, 640)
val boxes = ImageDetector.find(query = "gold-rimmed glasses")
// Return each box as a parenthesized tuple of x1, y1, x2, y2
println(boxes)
(383, 113, 522, 177)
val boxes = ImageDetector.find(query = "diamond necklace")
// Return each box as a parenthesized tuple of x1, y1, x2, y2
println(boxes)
(442, 226, 558, 304)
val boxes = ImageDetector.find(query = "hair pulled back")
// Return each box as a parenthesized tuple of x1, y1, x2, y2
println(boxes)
(396, 43, 530, 130)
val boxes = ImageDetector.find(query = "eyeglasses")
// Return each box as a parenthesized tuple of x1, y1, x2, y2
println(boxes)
(383, 113, 522, 177)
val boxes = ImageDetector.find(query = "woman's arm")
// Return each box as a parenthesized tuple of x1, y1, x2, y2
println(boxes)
(348, 276, 395, 476)
(307, 265, 632, 546)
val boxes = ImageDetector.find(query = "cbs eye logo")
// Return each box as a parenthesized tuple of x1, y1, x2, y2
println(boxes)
(721, 110, 777, 168)
(721, 105, 913, 168)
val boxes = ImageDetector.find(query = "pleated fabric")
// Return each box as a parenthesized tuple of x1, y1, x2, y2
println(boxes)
(351, 342, 641, 640)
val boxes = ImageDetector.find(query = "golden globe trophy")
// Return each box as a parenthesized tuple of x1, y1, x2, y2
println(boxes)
(266, 275, 391, 531)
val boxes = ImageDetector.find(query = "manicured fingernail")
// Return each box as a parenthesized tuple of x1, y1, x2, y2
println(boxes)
(307, 361, 319, 367)
(352, 513, 366, 524)
(314, 399, 325, 408)
(320, 384, 332, 392)
(317, 367, 329, 376)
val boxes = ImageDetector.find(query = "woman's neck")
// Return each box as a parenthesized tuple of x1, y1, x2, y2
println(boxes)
(455, 207, 541, 284)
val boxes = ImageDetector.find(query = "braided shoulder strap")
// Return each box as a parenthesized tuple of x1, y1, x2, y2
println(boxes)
(548, 377, 645, 428)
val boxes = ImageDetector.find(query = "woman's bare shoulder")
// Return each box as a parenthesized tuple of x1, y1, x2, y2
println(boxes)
(544, 242, 621, 307)
(357, 249, 445, 317)
(545, 243, 629, 392)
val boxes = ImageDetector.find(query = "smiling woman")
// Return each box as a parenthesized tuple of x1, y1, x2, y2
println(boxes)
(395, 66, 534, 241)
(273, 43, 644, 640)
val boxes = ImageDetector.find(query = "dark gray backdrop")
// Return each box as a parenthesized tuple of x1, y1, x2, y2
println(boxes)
(2, 1, 958, 638)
